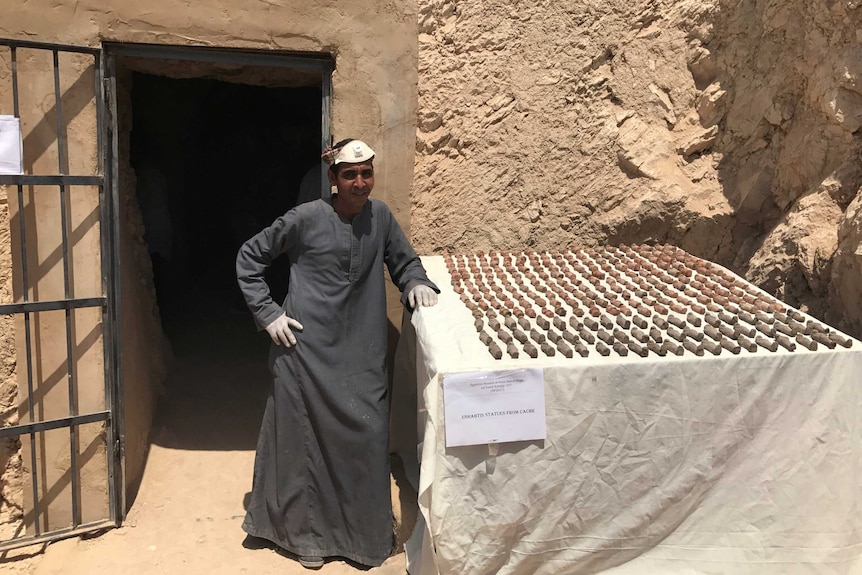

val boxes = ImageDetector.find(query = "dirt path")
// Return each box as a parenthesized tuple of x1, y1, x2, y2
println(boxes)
(0, 310, 412, 575)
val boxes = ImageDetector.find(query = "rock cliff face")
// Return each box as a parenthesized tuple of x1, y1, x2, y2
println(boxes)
(412, 0, 862, 338)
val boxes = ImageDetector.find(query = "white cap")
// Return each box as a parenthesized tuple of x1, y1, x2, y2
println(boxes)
(332, 140, 375, 165)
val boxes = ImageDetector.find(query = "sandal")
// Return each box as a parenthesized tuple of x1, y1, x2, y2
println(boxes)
(298, 556, 324, 569)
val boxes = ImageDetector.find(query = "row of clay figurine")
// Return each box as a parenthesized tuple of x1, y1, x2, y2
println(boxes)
(443, 247, 852, 359)
(446, 245, 784, 321)
(473, 306, 852, 359)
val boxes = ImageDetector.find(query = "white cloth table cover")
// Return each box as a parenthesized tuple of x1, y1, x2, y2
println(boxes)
(396, 255, 862, 575)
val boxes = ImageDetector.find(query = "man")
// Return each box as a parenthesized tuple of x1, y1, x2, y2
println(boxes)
(236, 139, 438, 569)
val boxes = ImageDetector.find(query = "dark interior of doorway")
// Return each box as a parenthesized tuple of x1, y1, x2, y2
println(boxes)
(129, 71, 323, 451)
(131, 72, 322, 339)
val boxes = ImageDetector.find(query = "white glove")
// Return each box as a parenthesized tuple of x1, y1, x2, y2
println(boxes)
(264, 313, 304, 347)
(408, 284, 438, 309)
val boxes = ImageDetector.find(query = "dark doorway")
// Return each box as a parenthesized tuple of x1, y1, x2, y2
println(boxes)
(119, 58, 328, 460)
(130, 72, 322, 349)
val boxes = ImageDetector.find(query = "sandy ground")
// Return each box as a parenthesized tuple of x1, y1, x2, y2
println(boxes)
(0, 307, 412, 575)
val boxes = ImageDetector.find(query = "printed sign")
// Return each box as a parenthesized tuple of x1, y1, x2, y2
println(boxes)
(443, 368, 546, 447)
(0, 116, 23, 175)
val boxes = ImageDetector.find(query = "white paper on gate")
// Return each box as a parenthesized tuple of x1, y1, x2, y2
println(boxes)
(443, 368, 546, 447)
(0, 116, 24, 174)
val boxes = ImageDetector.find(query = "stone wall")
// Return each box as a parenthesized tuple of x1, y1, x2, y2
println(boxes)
(412, 0, 862, 338)
(711, 0, 862, 335)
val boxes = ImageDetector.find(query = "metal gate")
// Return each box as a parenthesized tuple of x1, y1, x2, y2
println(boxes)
(0, 38, 122, 550)
(0, 38, 333, 552)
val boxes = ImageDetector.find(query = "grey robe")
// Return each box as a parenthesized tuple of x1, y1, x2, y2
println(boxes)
(236, 196, 436, 566)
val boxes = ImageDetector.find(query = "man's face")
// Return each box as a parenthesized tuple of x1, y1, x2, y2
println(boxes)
(329, 161, 375, 213)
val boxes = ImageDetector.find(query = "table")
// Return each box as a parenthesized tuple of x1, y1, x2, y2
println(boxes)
(393, 249, 862, 575)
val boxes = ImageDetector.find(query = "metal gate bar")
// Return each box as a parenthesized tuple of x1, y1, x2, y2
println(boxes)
(0, 411, 110, 438)
(8, 42, 42, 540)
(0, 519, 115, 553)
(0, 298, 107, 314)
(52, 44, 82, 532)
(0, 38, 115, 550)
(0, 176, 102, 185)
(101, 51, 122, 527)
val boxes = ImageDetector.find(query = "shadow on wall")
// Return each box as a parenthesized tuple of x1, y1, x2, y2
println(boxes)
(20, 63, 95, 175)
